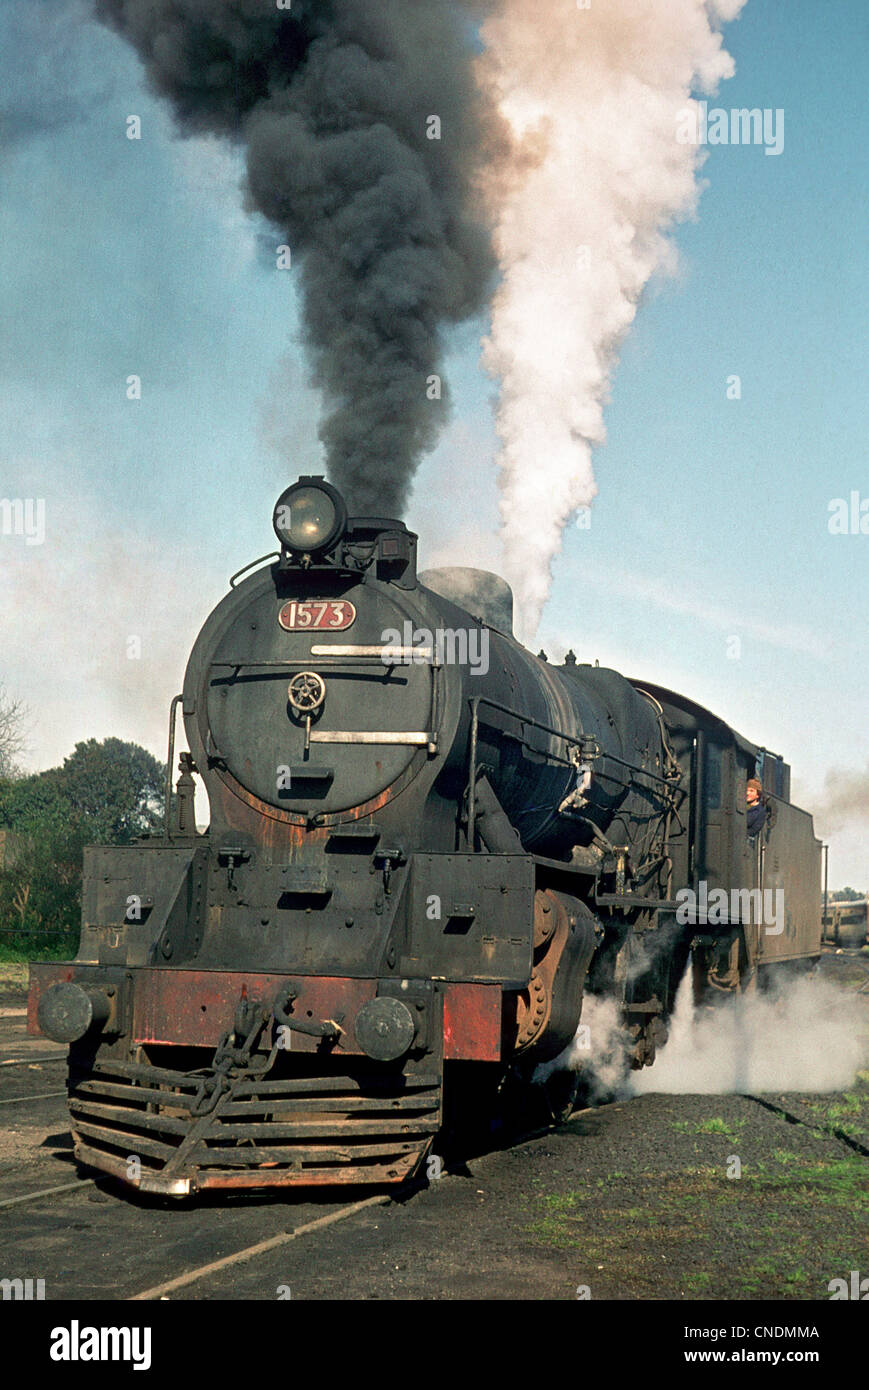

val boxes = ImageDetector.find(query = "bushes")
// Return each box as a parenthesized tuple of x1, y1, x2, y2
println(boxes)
(0, 812, 87, 944)
(0, 738, 165, 949)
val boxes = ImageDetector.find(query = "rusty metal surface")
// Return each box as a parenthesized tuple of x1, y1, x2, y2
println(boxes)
(33, 964, 503, 1064)
(194, 1157, 421, 1189)
(442, 982, 501, 1061)
(26, 963, 73, 1034)
(513, 890, 567, 1051)
(211, 765, 419, 838)
(514, 968, 548, 1050)
(133, 970, 375, 1052)
(68, 1054, 440, 1193)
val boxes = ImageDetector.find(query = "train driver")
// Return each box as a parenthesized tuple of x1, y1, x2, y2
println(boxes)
(746, 778, 767, 838)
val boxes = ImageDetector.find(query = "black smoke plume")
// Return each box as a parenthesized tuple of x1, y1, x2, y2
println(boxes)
(95, 0, 498, 513)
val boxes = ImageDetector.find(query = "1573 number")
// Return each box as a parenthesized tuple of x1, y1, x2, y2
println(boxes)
(278, 599, 356, 631)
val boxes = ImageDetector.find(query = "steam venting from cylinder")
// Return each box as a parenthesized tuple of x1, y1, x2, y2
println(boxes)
(95, 0, 499, 514)
(477, 0, 746, 637)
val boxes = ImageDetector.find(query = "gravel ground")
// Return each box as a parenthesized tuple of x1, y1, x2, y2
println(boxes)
(172, 1086, 867, 1301)
(1, 953, 866, 1301)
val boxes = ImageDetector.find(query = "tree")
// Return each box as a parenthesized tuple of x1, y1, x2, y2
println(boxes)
(0, 738, 165, 848)
(53, 738, 165, 843)
(0, 685, 26, 780)
(0, 738, 166, 940)
(0, 782, 89, 938)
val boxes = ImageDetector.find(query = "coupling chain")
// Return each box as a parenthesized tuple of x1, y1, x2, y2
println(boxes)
(190, 997, 276, 1117)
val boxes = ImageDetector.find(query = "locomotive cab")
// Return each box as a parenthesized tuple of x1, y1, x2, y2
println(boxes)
(630, 683, 822, 996)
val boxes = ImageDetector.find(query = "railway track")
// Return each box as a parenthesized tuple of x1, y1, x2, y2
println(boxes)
(0, 1178, 97, 1210)
(122, 1112, 571, 1300)
(0, 1091, 66, 1106)
(2, 982, 866, 1302)
(0, 1165, 385, 1294)
(0, 1054, 66, 1067)
(743, 1092, 869, 1158)
(129, 1195, 394, 1300)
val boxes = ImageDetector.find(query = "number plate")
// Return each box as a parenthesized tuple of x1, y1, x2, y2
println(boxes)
(278, 599, 357, 632)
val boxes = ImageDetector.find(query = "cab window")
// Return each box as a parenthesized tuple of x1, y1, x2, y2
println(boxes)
(705, 743, 722, 809)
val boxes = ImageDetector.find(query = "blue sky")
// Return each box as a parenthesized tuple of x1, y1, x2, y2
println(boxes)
(1, 0, 867, 884)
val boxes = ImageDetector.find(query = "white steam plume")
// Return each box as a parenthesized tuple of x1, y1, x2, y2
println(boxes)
(478, 0, 747, 638)
(538, 972, 868, 1099)
(633, 971, 869, 1095)
(534, 993, 627, 1102)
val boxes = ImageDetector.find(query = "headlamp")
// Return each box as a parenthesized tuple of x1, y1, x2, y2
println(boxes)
(273, 478, 346, 554)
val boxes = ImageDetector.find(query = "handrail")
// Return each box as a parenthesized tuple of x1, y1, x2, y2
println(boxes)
(466, 692, 678, 850)
(466, 695, 586, 846)
(229, 552, 279, 588)
(164, 694, 183, 838)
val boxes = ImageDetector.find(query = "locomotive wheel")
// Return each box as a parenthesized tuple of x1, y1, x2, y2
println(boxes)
(515, 968, 548, 1049)
(542, 1070, 581, 1124)
(496, 1064, 581, 1129)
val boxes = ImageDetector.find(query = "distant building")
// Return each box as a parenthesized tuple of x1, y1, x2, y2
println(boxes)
(822, 897, 868, 948)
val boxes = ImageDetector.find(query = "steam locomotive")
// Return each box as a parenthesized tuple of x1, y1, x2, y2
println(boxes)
(28, 478, 822, 1196)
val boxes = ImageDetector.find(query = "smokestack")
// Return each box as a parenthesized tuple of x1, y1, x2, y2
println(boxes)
(419, 566, 514, 636)
(477, 0, 747, 638)
(96, 0, 499, 514)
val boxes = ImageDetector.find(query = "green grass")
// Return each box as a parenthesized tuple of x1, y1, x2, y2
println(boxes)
(794, 1092, 867, 1142)
(681, 1270, 713, 1293)
(0, 939, 75, 964)
(538, 1193, 578, 1213)
(825, 1094, 863, 1119)
(527, 1196, 584, 1248)
(671, 1116, 747, 1142)
(770, 1149, 806, 1166)
(750, 1158, 868, 1210)
(525, 1156, 867, 1259)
